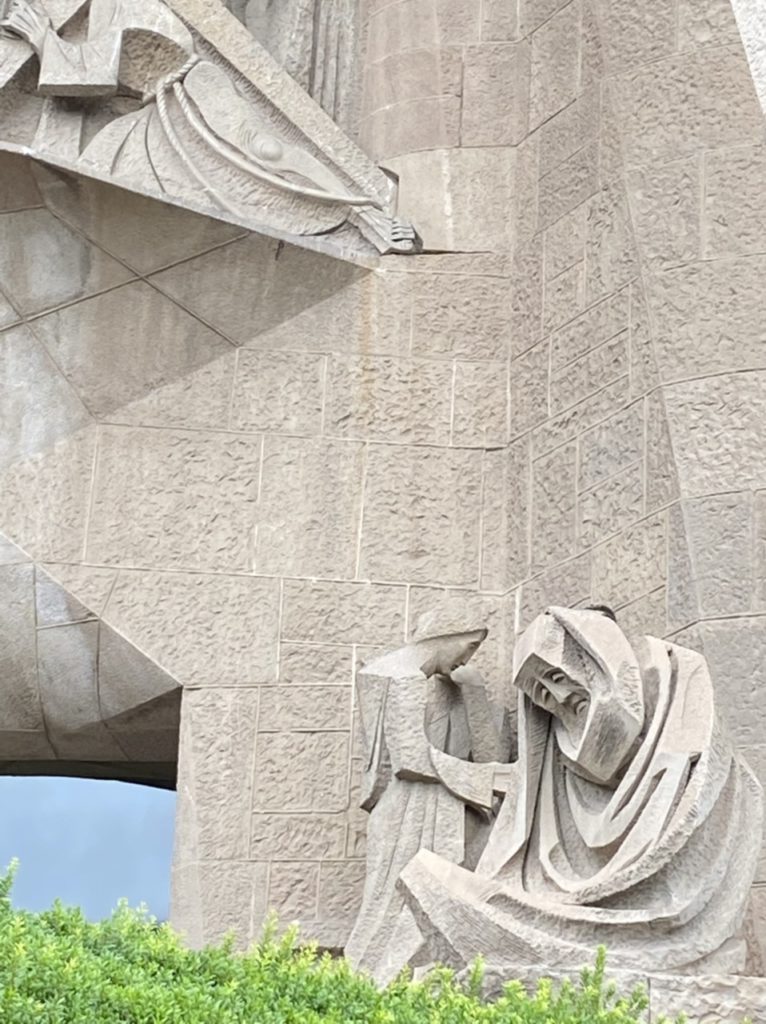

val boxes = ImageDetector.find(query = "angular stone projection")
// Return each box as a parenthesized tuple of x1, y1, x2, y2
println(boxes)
(347, 607, 764, 985)
(0, 0, 420, 261)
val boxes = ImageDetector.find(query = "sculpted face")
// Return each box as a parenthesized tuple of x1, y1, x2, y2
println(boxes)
(418, 629, 488, 678)
(513, 607, 644, 784)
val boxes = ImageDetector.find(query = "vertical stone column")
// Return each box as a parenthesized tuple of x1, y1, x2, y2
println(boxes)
(359, 0, 516, 252)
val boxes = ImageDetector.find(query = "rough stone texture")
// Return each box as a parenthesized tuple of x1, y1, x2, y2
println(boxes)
(253, 732, 350, 813)
(529, 2, 582, 131)
(359, 445, 483, 586)
(255, 437, 364, 578)
(89, 426, 261, 572)
(1, 0, 766, 995)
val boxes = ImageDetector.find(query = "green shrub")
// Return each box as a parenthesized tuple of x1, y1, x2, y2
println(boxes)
(0, 861, 695, 1023)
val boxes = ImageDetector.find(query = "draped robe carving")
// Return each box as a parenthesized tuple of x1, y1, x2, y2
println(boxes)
(398, 607, 764, 976)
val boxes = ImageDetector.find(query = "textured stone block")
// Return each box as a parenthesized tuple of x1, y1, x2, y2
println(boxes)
(253, 731, 350, 812)
(268, 862, 320, 920)
(513, 136, 540, 249)
(597, 0, 676, 74)
(539, 85, 600, 175)
(360, 445, 483, 586)
(316, 860, 366, 929)
(628, 284, 660, 400)
(510, 234, 543, 359)
(281, 580, 405, 645)
(366, 0, 480, 62)
(544, 204, 586, 281)
(626, 158, 701, 269)
(106, 570, 279, 686)
(196, 861, 268, 946)
(542, 263, 583, 335)
(578, 402, 643, 490)
(363, 47, 462, 110)
(684, 492, 753, 616)
(411, 275, 511, 361)
(578, 461, 644, 548)
(510, 339, 549, 435)
(481, 0, 519, 39)
(531, 443, 577, 572)
(0, 325, 91, 473)
(152, 235, 370, 351)
(529, 1, 582, 130)
(584, 184, 639, 306)
(613, 47, 763, 167)
(678, 0, 742, 50)
(666, 501, 699, 633)
(651, 256, 766, 385)
(753, 492, 766, 610)
(34, 164, 244, 275)
(231, 350, 324, 434)
(325, 355, 452, 445)
(256, 437, 364, 578)
(537, 142, 599, 231)
(550, 286, 629, 370)
(251, 814, 347, 860)
(452, 361, 508, 447)
(89, 426, 260, 572)
(704, 144, 766, 259)
(480, 441, 530, 591)
(384, 148, 514, 253)
(696, 617, 766, 751)
(361, 94, 461, 161)
(614, 587, 666, 640)
(532, 377, 630, 459)
(278, 644, 353, 685)
(518, 552, 591, 631)
(645, 390, 679, 512)
(519, 0, 570, 35)
(462, 42, 530, 147)
(182, 687, 258, 859)
(0, 563, 42, 730)
(0, 427, 96, 563)
(0, 208, 131, 316)
(258, 686, 351, 732)
(32, 282, 233, 423)
(664, 372, 766, 495)
(0, 152, 41, 212)
(549, 332, 628, 415)
(591, 513, 666, 608)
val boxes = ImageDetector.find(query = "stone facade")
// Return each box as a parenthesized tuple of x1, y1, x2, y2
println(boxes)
(1, 0, 766, 993)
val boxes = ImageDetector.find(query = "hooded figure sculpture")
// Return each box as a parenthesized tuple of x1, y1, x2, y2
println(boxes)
(398, 606, 764, 976)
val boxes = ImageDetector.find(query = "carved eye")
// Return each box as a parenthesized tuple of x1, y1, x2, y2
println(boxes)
(256, 137, 283, 162)
(549, 670, 567, 685)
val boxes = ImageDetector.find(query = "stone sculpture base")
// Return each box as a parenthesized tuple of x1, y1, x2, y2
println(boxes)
(471, 965, 766, 1023)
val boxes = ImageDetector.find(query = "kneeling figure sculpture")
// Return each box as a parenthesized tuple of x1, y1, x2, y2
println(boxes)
(347, 606, 764, 983)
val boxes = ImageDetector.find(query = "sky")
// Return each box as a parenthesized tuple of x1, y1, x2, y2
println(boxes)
(0, 777, 176, 920)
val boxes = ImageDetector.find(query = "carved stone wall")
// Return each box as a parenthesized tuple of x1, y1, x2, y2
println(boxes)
(1, 0, 766, 979)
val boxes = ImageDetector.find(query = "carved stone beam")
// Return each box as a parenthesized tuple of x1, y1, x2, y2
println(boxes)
(0, 0, 421, 264)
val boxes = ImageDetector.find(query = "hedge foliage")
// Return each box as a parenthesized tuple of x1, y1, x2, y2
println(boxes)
(0, 861, 693, 1023)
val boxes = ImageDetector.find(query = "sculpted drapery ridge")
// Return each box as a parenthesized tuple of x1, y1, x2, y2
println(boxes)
(347, 606, 764, 985)
(0, 0, 419, 259)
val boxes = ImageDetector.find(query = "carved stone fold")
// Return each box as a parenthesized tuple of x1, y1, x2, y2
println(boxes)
(347, 606, 765, 984)
(0, 0, 420, 262)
